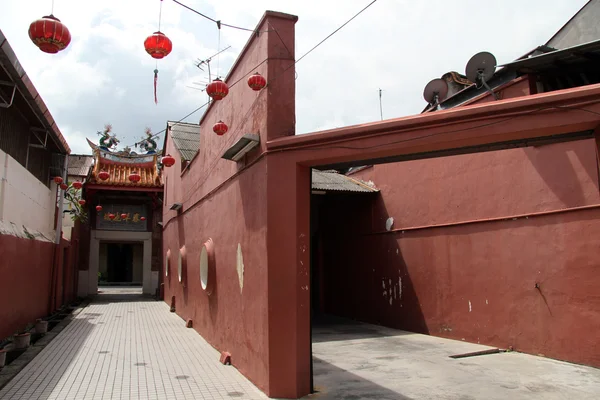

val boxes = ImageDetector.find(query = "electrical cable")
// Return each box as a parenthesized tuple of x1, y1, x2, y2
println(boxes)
(171, 0, 271, 32)
(125, 0, 378, 149)
(167, 0, 381, 202)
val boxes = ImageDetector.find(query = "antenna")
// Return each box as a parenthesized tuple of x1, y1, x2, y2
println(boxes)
(465, 51, 498, 100)
(378, 88, 383, 121)
(423, 78, 448, 108)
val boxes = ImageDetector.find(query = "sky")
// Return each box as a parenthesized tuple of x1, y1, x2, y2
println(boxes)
(0, 0, 590, 155)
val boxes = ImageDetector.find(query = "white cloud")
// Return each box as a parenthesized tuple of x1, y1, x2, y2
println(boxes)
(0, 0, 590, 153)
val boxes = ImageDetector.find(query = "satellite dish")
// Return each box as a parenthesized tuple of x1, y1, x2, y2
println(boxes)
(466, 51, 497, 85)
(465, 51, 498, 100)
(423, 78, 449, 105)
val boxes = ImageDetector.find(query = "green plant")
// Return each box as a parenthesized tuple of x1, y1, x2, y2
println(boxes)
(62, 184, 88, 224)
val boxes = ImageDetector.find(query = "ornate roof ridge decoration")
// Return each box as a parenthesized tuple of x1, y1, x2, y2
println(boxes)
(442, 71, 473, 86)
(86, 138, 163, 188)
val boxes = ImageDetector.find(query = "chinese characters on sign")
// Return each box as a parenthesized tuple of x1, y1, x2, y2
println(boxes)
(96, 204, 148, 231)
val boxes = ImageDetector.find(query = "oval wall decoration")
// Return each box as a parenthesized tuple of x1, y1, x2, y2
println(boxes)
(200, 238, 216, 295)
(165, 249, 171, 277)
(178, 246, 186, 284)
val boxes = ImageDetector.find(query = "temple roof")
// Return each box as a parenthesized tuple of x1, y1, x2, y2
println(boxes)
(87, 139, 162, 188)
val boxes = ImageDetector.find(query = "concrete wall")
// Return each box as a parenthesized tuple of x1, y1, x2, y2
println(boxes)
(0, 149, 57, 239)
(547, 0, 600, 49)
(162, 11, 297, 398)
(0, 234, 54, 339)
(0, 233, 79, 340)
(322, 139, 600, 368)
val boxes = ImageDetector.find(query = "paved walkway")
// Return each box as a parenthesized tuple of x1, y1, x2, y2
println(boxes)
(311, 316, 600, 399)
(0, 288, 267, 400)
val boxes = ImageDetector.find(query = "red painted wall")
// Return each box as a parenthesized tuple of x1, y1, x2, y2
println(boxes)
(320, 140, 600, 367)
(0, 235, 54, 339)
(161, 11, 297, 397)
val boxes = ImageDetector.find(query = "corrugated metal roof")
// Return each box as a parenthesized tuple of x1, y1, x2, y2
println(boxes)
(312, 170, 378, 193)
(67, 154, 94, 176)
(168, 121, 200, 161)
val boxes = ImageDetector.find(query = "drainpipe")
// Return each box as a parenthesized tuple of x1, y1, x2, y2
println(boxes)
(49, 154, 69, 312)
(55, 154, 68, 244)
(0, 152, 8, 221)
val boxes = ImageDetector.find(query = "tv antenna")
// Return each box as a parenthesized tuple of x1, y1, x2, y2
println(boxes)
(423, 78, 448, 108)
(465, 51, 498, 100)
(378, 88, 383, 120)
(194, 45, 232, 80)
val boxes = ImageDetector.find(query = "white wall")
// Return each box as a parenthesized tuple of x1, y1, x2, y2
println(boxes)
(0, 149, 56, 240)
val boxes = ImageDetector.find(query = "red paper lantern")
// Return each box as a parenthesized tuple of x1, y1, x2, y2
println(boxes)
(28, 15, 71, 54)
(206, 78, 229, 101)
(213, 121, 228, 136)
(144, 31, 172, 59)
(129, 171, 141, 183)
(121, 213, 128, 220)
(72, 181, 83, 189)
(161, 154, 175, 167)
(247, 72, 266, 91)
(54, 176, 63, 184)
(98, 170, 110, 181)
(96, 205, 103, 212)
(109, 213, 115, 220)
(60, 183, 68, 190)
(140, 216, 147, 221)
(78, 199, 86, 206)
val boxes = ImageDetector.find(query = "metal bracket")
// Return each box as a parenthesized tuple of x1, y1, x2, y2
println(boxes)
(477, 71, 499, 101)
(0, 80, 17, 108)
(30, 127, 49, 147)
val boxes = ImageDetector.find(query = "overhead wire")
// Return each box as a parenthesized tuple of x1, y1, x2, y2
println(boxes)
(172, 0, 380, 204)
(171, 0, 271, 32)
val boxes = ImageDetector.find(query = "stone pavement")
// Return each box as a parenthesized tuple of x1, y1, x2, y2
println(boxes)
(0, 287, 267, 400)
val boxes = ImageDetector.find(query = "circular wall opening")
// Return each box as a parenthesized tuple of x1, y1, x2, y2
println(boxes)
(178, 246, 186, 283)
(165, 249, 170, 277)
(200, 245, 208, 290)
(200, 238, 215, 295)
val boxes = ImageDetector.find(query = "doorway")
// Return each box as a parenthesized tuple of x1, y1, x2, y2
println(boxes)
(106, 243, 133, 283)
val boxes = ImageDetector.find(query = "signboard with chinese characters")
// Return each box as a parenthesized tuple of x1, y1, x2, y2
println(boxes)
(96, 204, 148, 231)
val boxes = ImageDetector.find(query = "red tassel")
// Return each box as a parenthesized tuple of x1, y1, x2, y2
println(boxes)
(154, 68, 158, 104)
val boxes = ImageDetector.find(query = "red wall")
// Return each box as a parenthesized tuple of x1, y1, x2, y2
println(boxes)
(161, 11, 297, 397)
(0, 229, 79, 340)
(320, 139, 600, 367)
(0, 235, 54, 339)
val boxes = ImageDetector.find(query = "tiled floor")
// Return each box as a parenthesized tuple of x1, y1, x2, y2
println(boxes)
(0, 288, 267, 400)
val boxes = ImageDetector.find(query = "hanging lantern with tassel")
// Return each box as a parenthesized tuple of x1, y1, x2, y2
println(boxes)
(144, 0, 171, 104)
(247, 72, 266, 91)
(28, 14, 71, 54)
(206, 78, 229, 101)
(98, 170, 110, 181)
(129, 170, 141, 183)
(72, 181, 83, 189)
(54, 176, 63, 184)
(96, 205, 103, 212)
(78, 199, 86, 206)
(213, 121, 228, 136)
(161, 154, 175, 167)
